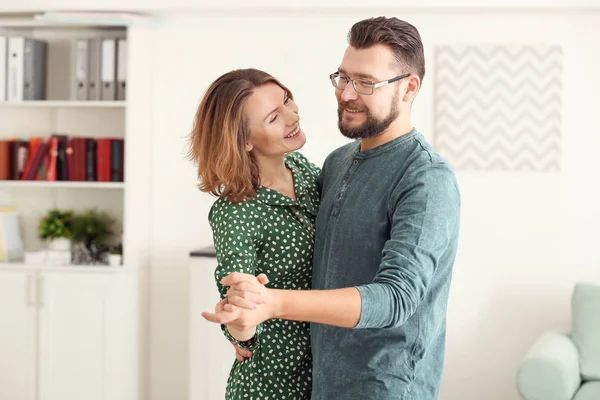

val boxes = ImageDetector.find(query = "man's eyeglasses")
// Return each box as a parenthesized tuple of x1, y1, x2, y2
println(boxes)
(329, 72, 411, 95)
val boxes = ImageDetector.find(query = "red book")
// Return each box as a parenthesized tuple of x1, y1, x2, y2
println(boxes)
(0, 141, 11, 180)
(66, 138, 75, 181)
(45, 138, 59, 182)
(23, 140, 50, 181)
(21, 137, 41, 180)
(96, 138, 112, 182)
(72, 138, 88, 181)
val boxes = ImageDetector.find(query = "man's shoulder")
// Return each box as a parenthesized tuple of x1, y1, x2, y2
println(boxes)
(323, 140, 357, 167)
(404, 134, 456, 179)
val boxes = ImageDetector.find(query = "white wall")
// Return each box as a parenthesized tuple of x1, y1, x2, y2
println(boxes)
(2, 0, 600, 13)
(3, 3, 595, 399)
(144, 9, 600, 400)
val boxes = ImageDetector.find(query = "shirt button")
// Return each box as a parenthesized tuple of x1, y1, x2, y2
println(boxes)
(353, 160, 359, 165)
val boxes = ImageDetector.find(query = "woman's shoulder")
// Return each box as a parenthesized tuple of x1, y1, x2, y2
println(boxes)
(285, 151, 321, 177)
(209, 196, 262, 226)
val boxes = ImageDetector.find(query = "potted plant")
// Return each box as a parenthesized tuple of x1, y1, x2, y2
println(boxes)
(108, 244, 122, 266)
(70, 208, 115, 265)
(38, 208, 74, 251)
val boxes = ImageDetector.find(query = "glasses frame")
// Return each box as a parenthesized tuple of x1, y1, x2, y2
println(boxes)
(329, 72, 411, 95)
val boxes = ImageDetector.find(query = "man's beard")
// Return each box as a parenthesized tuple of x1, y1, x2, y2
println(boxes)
(337, 93, 399, 140)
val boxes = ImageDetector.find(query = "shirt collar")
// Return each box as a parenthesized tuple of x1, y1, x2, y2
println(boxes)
(255, 155, 308, 207)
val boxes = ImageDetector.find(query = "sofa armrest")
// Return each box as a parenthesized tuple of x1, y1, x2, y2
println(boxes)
(517, 331, 581, 400)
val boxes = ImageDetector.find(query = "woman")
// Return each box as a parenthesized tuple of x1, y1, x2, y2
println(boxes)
(187, 68, 319, 400)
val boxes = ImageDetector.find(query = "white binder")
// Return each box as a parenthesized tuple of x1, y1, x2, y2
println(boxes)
(7, 37, 24, 101)
(87, 38, 102, 100)
(101, 38, 116, 100)
(0, 36, 6, 101)
(72, 38, 89, 100)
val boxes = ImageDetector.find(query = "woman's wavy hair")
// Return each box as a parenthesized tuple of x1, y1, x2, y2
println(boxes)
(187, 68, 293, 203)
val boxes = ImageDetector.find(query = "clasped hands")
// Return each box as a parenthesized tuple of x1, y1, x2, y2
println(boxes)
(202, 272, 274, 360)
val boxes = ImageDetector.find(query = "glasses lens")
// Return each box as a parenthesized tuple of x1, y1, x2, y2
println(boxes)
(354, 80, 374, 95)
(331, 75, 347, 90)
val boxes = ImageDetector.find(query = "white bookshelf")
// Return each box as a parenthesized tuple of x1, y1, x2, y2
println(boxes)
(0, 100, 126, 108)
(0, 261, 126, 272)
(0, 13, 150, 400)
(0, 20, 128, 262)
(0, 181, 125, 189)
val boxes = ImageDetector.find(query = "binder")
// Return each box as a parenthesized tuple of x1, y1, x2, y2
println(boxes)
(23, 38, 47, 100)
(7, 37, 24, 101)
(72, 38, 88, 100)
(100, 38, 116, 100)
(0, 36, 6, 101)
(116, 38, 127, 101)
(7, 37, 47, 101)
(87, 38, 102, 101)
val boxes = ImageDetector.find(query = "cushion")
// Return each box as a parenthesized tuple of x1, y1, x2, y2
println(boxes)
(573, 381, 600, 400)
(517, 331, 581, 400)
(571, 283, 600, 380)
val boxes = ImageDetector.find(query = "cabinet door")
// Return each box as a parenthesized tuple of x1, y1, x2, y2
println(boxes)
(0, 271, 37, 400)
(189, 257, 235, 400)
(38, 272, 116, 400)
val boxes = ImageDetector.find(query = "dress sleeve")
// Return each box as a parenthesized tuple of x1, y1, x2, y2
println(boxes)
(209, 200, 264, 350)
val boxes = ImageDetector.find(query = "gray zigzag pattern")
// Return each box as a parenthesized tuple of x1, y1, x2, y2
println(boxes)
(434, 45, 563, 172)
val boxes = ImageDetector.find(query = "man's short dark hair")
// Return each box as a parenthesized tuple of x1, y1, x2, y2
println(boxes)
(348, 16, 426, 82)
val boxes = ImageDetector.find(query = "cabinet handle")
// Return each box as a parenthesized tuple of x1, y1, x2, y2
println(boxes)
(38, 275, 45, 308)
(27, 274, 35, 307)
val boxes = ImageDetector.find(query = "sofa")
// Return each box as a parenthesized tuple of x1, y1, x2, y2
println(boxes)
(517, 283, 600, 400)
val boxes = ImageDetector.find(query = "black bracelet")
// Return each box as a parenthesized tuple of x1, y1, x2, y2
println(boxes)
(236, 334, 258, 348)
(227, 328, 258, 349)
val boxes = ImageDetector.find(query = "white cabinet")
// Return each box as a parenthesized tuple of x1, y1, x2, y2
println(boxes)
(0, 270, 37, 400)
(0, 267, 141, 400)
(189, 254, 235, 400)
(38, 272, 115, 400)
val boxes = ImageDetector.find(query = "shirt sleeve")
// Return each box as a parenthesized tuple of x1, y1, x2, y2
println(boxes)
(209, 200, 264, 349)
(354, 164, 461, 329)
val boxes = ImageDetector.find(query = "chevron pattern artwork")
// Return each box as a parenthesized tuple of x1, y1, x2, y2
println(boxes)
(433, 45, 563, 172)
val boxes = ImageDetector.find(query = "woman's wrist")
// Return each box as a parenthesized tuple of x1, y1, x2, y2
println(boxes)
(226, 325, 256, 342)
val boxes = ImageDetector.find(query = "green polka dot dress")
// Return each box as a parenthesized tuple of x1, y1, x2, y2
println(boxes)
(209, 151, 320, 400)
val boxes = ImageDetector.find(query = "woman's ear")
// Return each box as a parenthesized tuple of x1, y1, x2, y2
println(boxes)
(245, 143, 253, 152)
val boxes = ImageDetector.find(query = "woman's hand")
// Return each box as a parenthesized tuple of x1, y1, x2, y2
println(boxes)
(232, 343, 253, 362)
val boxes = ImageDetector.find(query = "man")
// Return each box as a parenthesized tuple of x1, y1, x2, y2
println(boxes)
(205, 16, 461, 399)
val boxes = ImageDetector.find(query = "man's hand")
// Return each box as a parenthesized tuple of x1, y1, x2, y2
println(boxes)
(203, 273, 277, 331)
(202, 296, 274, 331)
(224, 272, 270, 310)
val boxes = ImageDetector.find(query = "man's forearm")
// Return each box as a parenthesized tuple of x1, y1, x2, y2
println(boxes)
(270, 287, 361, 328)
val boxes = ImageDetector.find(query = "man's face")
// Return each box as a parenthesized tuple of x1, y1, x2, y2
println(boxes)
(335, 44, 404, 140)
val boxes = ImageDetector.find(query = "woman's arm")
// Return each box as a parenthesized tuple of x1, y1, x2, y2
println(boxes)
(209, 201, 265, 349)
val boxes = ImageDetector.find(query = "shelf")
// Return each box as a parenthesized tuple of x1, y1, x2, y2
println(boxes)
(0, 262, 125, 273)
(0, 101, 126, 108)
(0, 181, 125, 189)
